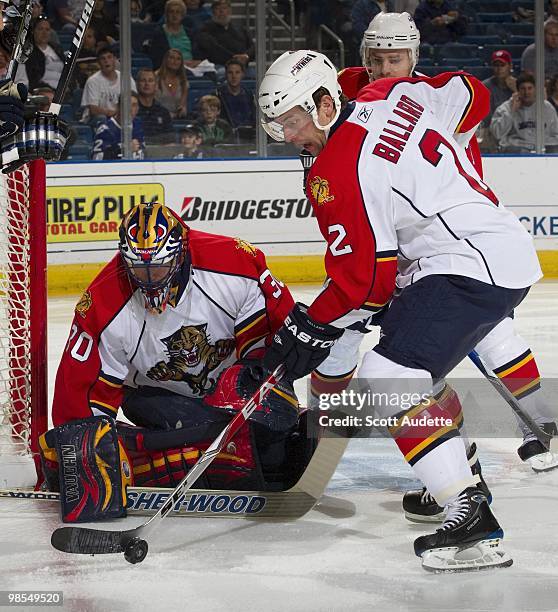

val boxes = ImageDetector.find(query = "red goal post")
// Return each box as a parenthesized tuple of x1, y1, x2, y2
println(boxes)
(0, 160, 48, 487)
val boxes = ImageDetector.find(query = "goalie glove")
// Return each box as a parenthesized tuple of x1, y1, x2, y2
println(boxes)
(0, 111, 70, 174)
(0, 79, 27, 141)
(263, 303, 344, 381)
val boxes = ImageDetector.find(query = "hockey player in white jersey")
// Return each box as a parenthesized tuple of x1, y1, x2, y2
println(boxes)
(39, 202, 311, 523)
(259, 50, 543, 571)
(317, 13, 558, 526)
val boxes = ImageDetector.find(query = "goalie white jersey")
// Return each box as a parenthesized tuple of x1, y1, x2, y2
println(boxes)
(305, 73, 542, 325)
(52, 230, 294, 425)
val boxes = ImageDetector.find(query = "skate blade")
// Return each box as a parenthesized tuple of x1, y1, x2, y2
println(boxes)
(404, 510, 445, 524)
(421, 538, 513, 573)
(529, 452, 558, 473)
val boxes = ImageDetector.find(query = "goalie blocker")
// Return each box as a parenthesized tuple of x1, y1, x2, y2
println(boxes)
(40, 362, 316, 522)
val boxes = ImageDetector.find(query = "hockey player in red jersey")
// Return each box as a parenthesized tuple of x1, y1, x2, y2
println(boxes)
(337, 13, 558, 491)
(258, 50, 543, 571)
(39, 202, 310, 523)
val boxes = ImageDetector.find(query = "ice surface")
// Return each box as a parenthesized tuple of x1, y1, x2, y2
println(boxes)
(1, 284, 557, 612)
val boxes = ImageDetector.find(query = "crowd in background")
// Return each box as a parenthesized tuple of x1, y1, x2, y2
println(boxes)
(14, 0, 558, 159)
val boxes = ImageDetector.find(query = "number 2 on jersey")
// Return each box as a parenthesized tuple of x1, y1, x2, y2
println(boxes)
(419, 129, 499, 205)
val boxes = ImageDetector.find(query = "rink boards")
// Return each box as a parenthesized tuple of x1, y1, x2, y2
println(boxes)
(45, 155, 558, 294)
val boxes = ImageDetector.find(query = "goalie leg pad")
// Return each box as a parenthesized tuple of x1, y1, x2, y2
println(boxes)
(39, 416, 132, 523)
(119, 421, 265, 490)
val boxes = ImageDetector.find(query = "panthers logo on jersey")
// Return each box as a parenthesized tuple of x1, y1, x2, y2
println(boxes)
(146, 323, 236, 395)
(309, 176, 335, 206)
(234, 238, 258, 257)
(75, 290, 92, 318)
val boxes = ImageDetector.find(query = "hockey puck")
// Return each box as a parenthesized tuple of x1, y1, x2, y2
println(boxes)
(123, 538, 148, 564)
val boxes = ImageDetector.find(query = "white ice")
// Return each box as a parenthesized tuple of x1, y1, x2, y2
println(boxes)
(1, 283, 557, 612)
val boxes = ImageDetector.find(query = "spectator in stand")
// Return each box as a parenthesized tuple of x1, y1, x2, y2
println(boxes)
(73, 27, 106, 89)
(90, 0, 119, 46)
(197, 0, 255, 69)
(131, 0, 145, 22)
(47, 0, 78, 31)
(478, 50, 517, 153)
(155, 48, 189, 119)
(17, 17, 65, 92)
(413, 0, 466, 45)
(547, 0, 558, 23)
(490, 72, 558, 153)
(197, 94, 233, 145)
(184, 0, 212, 32)
(482, 50, 517, 126)
(0, 47, 9, 79)
(91, 93, 145, 160)
(173, 123, 207, 158)
(149, 0, 197, 70)
(136, 68, 175, 144)
(217, 58, 255, 130)
(81, 48, 137, 125)
(547, 73, 558, 113)
(521, 21, 558, 78)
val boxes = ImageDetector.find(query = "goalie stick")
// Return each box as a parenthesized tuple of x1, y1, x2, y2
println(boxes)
(48, 0, 96, 115)
(1, 436, 348, 518)
(469, 350, 558, 453)
(49, 365, 346, 563)
(5, 0, 34, 82)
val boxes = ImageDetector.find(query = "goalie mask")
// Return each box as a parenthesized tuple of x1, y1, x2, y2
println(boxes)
(362, 12, 420, 78)
(119, 202, 187, 312)
(258, 50, 342, 142)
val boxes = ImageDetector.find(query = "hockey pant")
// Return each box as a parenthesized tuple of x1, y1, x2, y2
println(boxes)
(359, 274, 530, 506)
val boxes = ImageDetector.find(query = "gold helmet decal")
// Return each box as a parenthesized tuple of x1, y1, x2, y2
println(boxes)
(309, 176, 335, 206)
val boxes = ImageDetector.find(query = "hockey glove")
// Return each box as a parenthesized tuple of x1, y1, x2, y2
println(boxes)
(263, 302, 343, 381)
(0, 111, 70, 174)
(0, 79, 27, 140)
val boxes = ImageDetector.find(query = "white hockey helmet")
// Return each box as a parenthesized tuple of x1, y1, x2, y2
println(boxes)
(362, 12, 420, 75)
(258, 50, 342, 142)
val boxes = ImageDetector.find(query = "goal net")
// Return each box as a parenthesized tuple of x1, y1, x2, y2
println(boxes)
(0, 160, 47, 488)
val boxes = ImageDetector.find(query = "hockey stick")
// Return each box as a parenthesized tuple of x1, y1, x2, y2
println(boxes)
(51, 365, 302, 563)
(49, 0, 96, 114)
(5, 0, 34, 82)
(1, 435, 348, 518)
(469, 350, 557, 453)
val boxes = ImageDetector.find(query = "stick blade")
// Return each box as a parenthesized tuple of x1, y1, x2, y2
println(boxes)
(51, 527, 125, 555)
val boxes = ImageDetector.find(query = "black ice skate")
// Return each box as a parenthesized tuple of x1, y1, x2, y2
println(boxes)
(413, 487, 513, 572)
(517, 422, 558, 473)
(402, 442, 491, 523)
